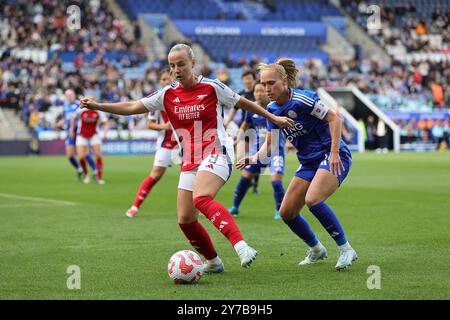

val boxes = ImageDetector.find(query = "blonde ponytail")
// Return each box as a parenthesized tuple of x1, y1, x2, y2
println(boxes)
(258, 57, 299, 88)
(276, 58, 298, 88)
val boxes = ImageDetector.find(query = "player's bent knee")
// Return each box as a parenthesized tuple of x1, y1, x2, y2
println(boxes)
(177, 215, 197, 224)
(151, 168, 166, 181)
(177, 208, 198, 224)
(150, 174, 162, 182)
(242, 171, 254, 179)
(192, 195, 212, 211)
(305, 195, 322, 208)
(279, 207, 296, 220)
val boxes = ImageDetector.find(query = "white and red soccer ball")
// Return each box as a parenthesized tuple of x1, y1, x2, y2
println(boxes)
(167, 250, 203, 284)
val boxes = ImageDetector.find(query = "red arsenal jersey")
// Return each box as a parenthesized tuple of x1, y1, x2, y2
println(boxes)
(140, 76, 240, 171)
(76, 109, 107, 138)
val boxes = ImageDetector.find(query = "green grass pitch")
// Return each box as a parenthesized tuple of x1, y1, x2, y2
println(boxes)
(0, 152, 449, 299)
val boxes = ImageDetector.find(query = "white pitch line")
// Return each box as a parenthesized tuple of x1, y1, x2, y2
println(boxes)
(0, 204, 62, 208)
(0, 193, 77, 206)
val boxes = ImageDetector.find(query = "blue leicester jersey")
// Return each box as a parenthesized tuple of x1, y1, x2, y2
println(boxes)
(245, 110, 285, 156)
(64, 101, 79, 129)
(267, 88, 347, 163)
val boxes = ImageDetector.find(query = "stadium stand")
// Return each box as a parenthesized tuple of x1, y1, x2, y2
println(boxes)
(338, 0, 449, 146)
(117, 0, 342, 21)
(0, 0, 448, 151)
(341, 0, 449, 62)
(0, 0, 157, 140)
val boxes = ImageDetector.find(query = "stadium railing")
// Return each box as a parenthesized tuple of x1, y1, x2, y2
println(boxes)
(327, 86, 401, 152)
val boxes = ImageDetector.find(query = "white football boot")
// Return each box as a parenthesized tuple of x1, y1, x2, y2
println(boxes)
(83, 174, 90, 184)
(125, 206, 138, 218)
(203, 256, 225, 274)
(335, 247, 358, 271)
(299, 245, 328, 265)
(235, 241, 258, 268)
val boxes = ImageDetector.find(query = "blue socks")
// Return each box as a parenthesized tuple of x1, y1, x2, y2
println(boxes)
(233, 176, 252, 208)
(309, 202, 347, 246)
(283, 215, 319, 247)
(271, 181, 285, 210)
(86, 154, 97, 171)
(69, 156, 80, 171)
(234, 178, 285, 212)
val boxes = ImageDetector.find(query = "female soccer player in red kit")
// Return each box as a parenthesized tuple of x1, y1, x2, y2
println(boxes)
(69, 102, 109, 184)
(126, 68, 180, 218)
(80, 44, 294, 272)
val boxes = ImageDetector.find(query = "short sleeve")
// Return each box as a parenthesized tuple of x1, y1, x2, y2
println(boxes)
(293, 90, 329, 120)
(210, 79, 240, 108)
(310, 99, 329, 120)
(140, 88, 166, 112)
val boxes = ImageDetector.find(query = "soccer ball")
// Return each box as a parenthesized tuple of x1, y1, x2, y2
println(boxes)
(167, 250, 203, 284)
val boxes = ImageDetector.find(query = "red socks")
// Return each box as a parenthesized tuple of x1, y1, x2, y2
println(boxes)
(79, 158, 87, 175)
(96, 157, 103, 179)
(133, 176, 157, 208)
(179, 220, 217, 260)
(193, 196, 244, 246)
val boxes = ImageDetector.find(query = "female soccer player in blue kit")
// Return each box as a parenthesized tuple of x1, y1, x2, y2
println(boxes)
(237, 58, 358, 270)
(229, 81, 286, 220)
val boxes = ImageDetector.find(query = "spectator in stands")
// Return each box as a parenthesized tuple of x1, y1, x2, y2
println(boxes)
(431, 120, 445, 147)
(133, 20, 141, 43)
(28, 106, 40, 136)
(431, 81, 445, 109)
(365, 115, 377, 150)
(415, 20, 427, 35)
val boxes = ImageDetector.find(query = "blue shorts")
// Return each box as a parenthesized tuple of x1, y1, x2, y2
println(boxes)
(65, 135, 76, 146)
(244, 155, 285, 175)
(295, 149, 352, 186)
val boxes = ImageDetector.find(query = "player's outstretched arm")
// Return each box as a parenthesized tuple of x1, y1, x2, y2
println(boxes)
(80, 97, 147, 116)
(235, 121, 250, 161)
(236, 97, 294, 129)
(148, 120, 171, 131)
(236, 132, 272, 170)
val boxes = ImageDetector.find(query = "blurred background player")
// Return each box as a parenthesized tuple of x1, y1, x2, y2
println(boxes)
(57, 89, 96, 181)
(126, 68, 180, 218)
(238, 58, 357, 271)
(69, 98, 109, 184)
(224, 70, 260, 194)
(229, 81, 285, 220)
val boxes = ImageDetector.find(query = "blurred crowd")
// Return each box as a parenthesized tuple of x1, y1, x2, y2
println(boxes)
(297, 58, 450, 111)
(0, 0, 150, 136)
(362, 115, 450, 151)
(0, 0, 449, 149)
(0, 50, 165, 136)
(342, 0, 450, 55)
(394, 117, 450, 147)
(0, 0, 143, 54)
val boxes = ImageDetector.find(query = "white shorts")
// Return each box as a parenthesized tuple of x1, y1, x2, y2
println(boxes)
(77, 134, 101, 147)
(153, 147, 180, 168)
(178, 154, 233, 191)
